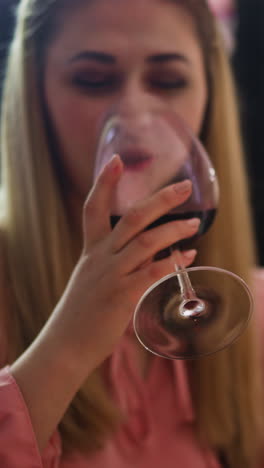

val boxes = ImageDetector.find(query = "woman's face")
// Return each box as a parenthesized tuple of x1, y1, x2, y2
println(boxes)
(44, 0, 208, 202)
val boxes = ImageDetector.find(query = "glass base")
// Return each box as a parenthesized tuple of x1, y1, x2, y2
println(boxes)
(133, 266, 253, 359)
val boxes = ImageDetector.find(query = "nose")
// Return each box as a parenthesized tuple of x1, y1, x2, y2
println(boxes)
(111, 77, 165, 118)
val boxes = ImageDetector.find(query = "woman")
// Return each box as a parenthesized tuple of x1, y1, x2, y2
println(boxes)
(0, 0, 262, 467)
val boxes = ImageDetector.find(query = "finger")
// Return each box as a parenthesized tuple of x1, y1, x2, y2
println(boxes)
(126, 248, 197, 273)
(83, 154, 123, 249)
(113, 218, 200, 274)
(109, 180, 192, 253)
(177, 249, 198, 268)
(124, 253, 184, 304)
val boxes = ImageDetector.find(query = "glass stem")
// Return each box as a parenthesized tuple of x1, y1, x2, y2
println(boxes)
(172, 249, 198, 302)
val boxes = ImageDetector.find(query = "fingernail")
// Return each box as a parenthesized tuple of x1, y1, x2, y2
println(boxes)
(108, 154, 122, 174)
(173, 180, 192, 194)
(181, 249, 197, 259)
(186, 218, 200, 228)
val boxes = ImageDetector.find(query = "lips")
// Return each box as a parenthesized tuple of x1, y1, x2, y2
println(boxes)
(119, 148, 154, 171)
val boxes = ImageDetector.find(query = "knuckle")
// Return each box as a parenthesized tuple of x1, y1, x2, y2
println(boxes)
(136, 231, 154, 249)
(160, 188, 176, 206)
(83, 199, 96, 219)
(179, 220, 198, 234)
(123, 207, 143, 227)
(147, 262, 166, 281)
(176, 221, 189, 235)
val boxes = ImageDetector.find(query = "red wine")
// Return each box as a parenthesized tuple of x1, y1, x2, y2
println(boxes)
(111, 209, 216, 236)
(110, 209, 216, 253)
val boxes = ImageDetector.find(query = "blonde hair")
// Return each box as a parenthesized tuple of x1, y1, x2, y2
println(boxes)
(0, 0, 263, 466)
(191, 38, 263, 468)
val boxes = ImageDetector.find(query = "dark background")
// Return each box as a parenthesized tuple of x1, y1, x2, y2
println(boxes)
(0, 0, 17, 97)
(233, 0, 264, 265)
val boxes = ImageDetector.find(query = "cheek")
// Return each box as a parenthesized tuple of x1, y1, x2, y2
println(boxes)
(183, 96, 207, 136)
(47, 91, 98, 153)
(170, 91, 207, 137)
(44, 81, 105, 195)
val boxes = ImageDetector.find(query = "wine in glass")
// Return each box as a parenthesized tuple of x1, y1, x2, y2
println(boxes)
(94, 110, 253, 359)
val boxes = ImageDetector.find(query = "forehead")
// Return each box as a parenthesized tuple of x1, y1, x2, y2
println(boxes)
(50, 0, 201, 63)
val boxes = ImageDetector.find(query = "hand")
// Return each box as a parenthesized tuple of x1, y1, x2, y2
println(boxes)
(51, 155, 199, 377)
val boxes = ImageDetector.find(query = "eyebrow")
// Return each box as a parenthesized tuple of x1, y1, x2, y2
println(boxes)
(68, 51, 189, 65)
(69, 51, 116, 64)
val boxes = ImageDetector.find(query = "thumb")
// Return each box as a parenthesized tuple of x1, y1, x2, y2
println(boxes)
(83, 154, 123, 250)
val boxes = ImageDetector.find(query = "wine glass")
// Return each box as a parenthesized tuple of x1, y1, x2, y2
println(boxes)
(94, 110, 253, 359)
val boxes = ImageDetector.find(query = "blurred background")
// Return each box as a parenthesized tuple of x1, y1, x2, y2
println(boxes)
(0, 0, 263, 264)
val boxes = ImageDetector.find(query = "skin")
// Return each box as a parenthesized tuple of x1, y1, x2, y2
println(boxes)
(44, 0, 208, 218)
(11, 0, 208, 452)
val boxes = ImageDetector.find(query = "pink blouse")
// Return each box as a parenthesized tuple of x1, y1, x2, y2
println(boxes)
(0, 269, 264, 468)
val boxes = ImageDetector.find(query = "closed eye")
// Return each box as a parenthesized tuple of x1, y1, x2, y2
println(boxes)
(149, 78, 188, 91)
(71, 72, 119, 94)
